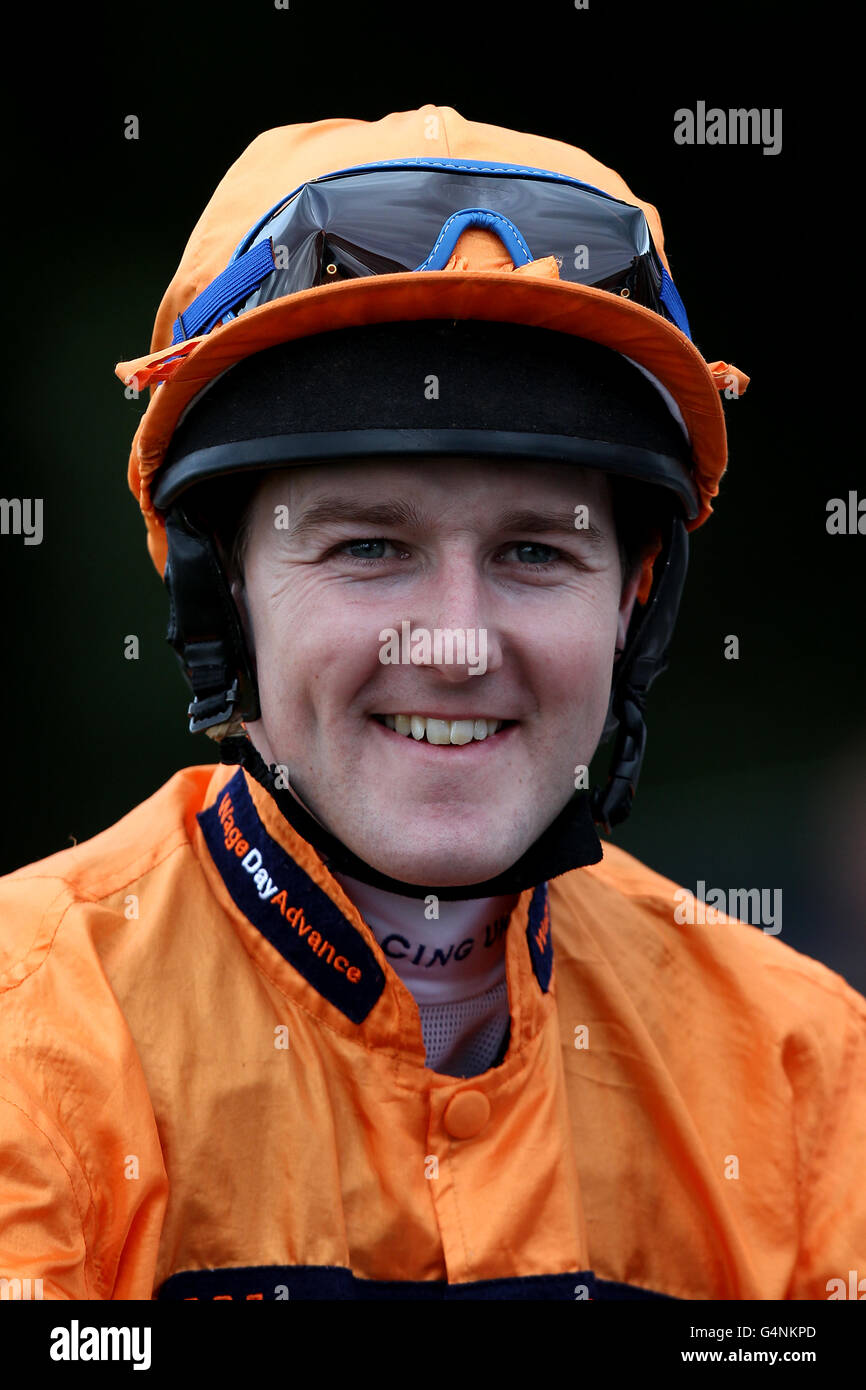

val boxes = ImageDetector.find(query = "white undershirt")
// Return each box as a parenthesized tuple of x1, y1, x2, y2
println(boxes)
(333, 872, 519, 1077)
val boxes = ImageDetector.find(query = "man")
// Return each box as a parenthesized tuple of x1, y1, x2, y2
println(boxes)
(1, 105, 863, 1302)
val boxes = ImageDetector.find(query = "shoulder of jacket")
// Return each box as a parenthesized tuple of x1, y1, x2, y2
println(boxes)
(551, 839, 866, 1029)
(0, 763, 216, 977)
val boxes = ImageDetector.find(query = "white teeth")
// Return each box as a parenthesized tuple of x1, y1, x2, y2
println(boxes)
(450, 720, 475, 745)
(378, 714, 503, 743)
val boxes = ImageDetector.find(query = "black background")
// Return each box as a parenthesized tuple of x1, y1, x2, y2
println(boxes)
(2, 1, 863, 990)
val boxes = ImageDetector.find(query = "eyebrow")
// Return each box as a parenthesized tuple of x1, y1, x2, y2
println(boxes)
(285, 497, 609, 549)
(494, 507, 608, 549)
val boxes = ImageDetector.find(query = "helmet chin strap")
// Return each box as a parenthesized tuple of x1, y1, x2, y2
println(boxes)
(217, 732, 602, 901)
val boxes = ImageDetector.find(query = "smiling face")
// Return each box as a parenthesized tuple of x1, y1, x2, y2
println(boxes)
(235, 456, 641, 887)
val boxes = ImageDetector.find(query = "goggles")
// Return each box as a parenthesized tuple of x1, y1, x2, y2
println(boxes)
(171, 158, 691, 346)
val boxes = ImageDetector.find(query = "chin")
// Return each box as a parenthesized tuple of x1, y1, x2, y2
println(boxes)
(328, 790, 571, 887)
(355, 830, 530, 890)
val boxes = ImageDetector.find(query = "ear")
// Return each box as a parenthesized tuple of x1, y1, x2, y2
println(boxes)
(616, 567, 642, 651)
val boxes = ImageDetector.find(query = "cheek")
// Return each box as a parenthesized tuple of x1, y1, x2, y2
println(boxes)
(530, 587, 620, 694)
(245, 570, 383, 721)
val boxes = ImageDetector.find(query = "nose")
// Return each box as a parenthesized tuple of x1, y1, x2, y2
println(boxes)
(412, 549, 502, 682)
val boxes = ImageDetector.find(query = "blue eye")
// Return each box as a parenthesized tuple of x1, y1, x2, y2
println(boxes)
(511, 543, 557, 565)
(496, 542, 560, 571)
(345, 539, 389, 559)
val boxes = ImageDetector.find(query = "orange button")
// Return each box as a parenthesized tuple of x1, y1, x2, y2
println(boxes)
(443, 1089, 491, 1140)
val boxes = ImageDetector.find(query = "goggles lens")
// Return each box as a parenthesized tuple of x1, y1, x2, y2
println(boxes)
(172, 162, 689, 345)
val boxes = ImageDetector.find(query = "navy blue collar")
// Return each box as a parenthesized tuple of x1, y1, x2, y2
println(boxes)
(199, 767, 554, 1024)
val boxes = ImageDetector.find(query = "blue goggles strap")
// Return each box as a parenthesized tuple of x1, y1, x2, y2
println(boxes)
(659, 268, 690, 339)
(172, 239, 276, 345)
